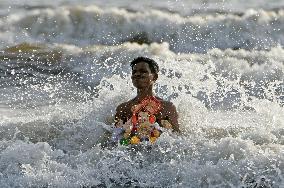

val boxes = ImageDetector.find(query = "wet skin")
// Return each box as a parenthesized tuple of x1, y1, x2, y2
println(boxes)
(115, 61, 179, 132)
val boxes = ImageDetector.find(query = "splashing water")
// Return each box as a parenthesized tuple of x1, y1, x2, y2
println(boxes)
(0, 1, 283, 187)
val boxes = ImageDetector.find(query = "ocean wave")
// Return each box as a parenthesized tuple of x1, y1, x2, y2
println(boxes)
(1, 42, 283, 109)
(1, 5, 284, 52)
(0, 41, 283, 187)
(0, 1, 284, 187)
(0, 108, 283, 187)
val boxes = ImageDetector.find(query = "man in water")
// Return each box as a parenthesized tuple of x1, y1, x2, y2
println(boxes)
(113, 57, 179, 145)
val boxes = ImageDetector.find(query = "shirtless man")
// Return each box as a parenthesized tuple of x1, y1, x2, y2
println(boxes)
(115, 57, 179, 134)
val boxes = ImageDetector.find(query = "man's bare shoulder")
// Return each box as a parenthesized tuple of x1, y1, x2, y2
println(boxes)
(116, 99, 134, 111)
(161, 100, 175, 107)
(157, 98, 176, 110)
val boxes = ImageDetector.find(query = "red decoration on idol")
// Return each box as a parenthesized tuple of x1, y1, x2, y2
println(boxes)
(149, 115, 156, 124)
(132, 114, 137, 125)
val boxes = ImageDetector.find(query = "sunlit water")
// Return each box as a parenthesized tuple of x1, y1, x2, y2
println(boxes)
(0, 0, 283, 187)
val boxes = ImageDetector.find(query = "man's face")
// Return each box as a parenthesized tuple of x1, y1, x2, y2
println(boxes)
(131, 62, 157, 89)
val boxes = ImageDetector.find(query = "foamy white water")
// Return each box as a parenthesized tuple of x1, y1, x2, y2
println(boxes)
(1, 4, 284, 53)
(0, 1, 283, 187)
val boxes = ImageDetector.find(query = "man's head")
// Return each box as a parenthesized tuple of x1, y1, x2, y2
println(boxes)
(130, 57, 159, 74)
(130, 57, 159, 89)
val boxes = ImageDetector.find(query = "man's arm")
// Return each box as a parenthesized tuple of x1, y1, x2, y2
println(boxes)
(114, 103, 124, 126)
(165, 102, 180, 132)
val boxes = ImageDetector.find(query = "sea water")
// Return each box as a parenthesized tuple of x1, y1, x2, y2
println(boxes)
(0, 0, 283, 187)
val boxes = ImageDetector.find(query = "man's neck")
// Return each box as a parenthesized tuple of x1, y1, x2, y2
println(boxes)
(135, 88, 154, 102)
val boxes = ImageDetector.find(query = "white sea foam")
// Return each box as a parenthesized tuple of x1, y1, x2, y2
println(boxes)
(0, 5, 284, 52)
(1, 42, 283, 186)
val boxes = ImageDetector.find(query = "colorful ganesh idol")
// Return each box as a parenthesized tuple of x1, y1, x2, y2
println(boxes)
(112, 96, 173, 146)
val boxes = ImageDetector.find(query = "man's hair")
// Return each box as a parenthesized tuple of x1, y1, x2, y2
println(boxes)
(130, 57, 159, 74)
